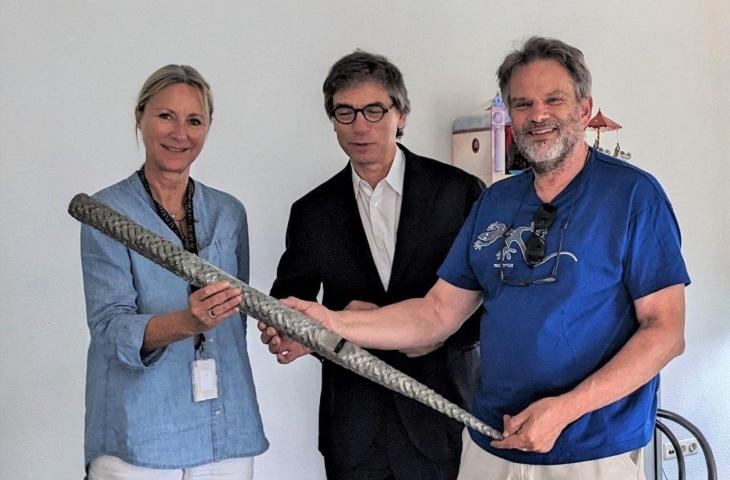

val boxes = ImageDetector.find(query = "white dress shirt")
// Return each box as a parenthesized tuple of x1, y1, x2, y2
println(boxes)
(351, 148, 405, 291)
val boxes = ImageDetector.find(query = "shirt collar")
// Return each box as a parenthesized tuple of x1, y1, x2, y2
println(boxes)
(351, 147, 406, 195)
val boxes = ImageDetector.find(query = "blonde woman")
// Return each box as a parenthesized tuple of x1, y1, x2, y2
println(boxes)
(80, 65, 267, 479)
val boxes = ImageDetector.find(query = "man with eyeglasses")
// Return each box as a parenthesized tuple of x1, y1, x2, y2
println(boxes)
(276, 38, 689, 480)
(259, 51, 484, 479)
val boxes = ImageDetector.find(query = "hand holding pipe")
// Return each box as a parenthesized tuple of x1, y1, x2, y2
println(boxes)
(68, 193, 502, 440)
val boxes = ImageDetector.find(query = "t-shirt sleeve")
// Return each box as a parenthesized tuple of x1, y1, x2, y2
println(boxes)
(437, 199, 483, 291)
(623, 193, 691, 300)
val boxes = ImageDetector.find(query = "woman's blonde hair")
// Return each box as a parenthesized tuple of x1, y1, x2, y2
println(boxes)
(135, 64, 213, 129)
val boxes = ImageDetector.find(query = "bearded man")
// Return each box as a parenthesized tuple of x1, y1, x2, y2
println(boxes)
(278, 36, 690, 480)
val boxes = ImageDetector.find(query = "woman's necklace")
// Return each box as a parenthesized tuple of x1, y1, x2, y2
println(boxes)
(169, 209, 188, 241)
(169, 209, 186, 223)
(137, 167, 197, 253)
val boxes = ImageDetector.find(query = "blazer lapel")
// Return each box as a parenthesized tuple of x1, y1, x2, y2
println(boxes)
(329, 164, 387, 295)
(389, 146, 438, 291)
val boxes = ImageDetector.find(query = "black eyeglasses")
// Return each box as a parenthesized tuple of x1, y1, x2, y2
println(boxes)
(498, 155, 588, 287)
(332, 103, 395, 124)
(499, 203, 571, 287)
(525, 203, 557, 267)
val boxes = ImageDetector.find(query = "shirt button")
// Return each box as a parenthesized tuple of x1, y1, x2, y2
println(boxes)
(208, 337, 215, 343)
(214, 409, 221, 416)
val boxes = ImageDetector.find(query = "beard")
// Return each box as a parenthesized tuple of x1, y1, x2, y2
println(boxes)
(512, 109, 584, 175)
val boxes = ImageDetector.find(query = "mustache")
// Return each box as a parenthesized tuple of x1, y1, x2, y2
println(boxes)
(517, 119, 562, 134)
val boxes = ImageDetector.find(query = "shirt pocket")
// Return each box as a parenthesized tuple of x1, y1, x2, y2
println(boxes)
(199, 237, 239, 278)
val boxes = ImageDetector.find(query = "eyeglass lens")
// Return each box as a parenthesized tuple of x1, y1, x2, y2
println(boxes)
(333, 104, 390, 124)
(525, 203, 557, 266)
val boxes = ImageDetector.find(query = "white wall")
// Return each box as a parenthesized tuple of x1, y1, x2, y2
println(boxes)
(1, 1, 728, 478)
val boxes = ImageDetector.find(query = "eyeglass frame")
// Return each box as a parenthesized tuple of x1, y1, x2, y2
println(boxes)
(332, 102, 396, 125)
(524, 203, 557, 267)
(499, 189, 579, 286)
(497, 149, 590, 287)
(499, 216, 569, 286)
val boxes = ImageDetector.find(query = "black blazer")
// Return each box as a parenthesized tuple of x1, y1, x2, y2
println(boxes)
(271, 144, 484, 470)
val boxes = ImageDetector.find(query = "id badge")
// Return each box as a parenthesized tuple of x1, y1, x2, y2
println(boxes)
(192, 358, 218, 402)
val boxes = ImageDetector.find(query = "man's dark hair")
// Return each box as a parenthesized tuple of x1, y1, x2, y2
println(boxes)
(323, 50, 410, 137)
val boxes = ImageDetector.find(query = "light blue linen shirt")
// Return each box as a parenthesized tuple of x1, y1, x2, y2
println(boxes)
(81, 172, 268, 468)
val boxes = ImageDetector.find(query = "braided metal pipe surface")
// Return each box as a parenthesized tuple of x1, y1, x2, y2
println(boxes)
(69, 193, 501, 440)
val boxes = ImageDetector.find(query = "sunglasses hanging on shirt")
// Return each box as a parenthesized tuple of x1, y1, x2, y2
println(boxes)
(525, 203, 557, 267)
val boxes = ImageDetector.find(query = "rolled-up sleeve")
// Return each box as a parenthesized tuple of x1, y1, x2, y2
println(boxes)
(81, 223, 163, 369)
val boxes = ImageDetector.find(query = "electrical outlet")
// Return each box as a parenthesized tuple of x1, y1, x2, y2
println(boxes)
(663, 437, 700, 460)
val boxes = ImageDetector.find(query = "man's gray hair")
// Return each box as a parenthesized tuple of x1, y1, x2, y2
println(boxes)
(497, 37, 592, 107)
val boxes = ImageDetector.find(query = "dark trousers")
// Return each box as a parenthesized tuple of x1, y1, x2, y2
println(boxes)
(323, 403, 460, 480)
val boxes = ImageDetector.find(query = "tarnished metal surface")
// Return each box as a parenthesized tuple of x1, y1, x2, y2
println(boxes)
(69, 193, 501, 440)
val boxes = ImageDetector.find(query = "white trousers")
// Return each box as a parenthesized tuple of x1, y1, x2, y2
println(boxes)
(457, 428, 645, 480)
(88, 455, 253, 480)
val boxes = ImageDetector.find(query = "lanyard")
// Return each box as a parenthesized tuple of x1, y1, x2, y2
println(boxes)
(137, 168, 206, 350)
(137, 168, 198, 255)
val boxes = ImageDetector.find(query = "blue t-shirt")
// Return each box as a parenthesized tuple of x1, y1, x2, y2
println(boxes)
(438, 148, 690, 465)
